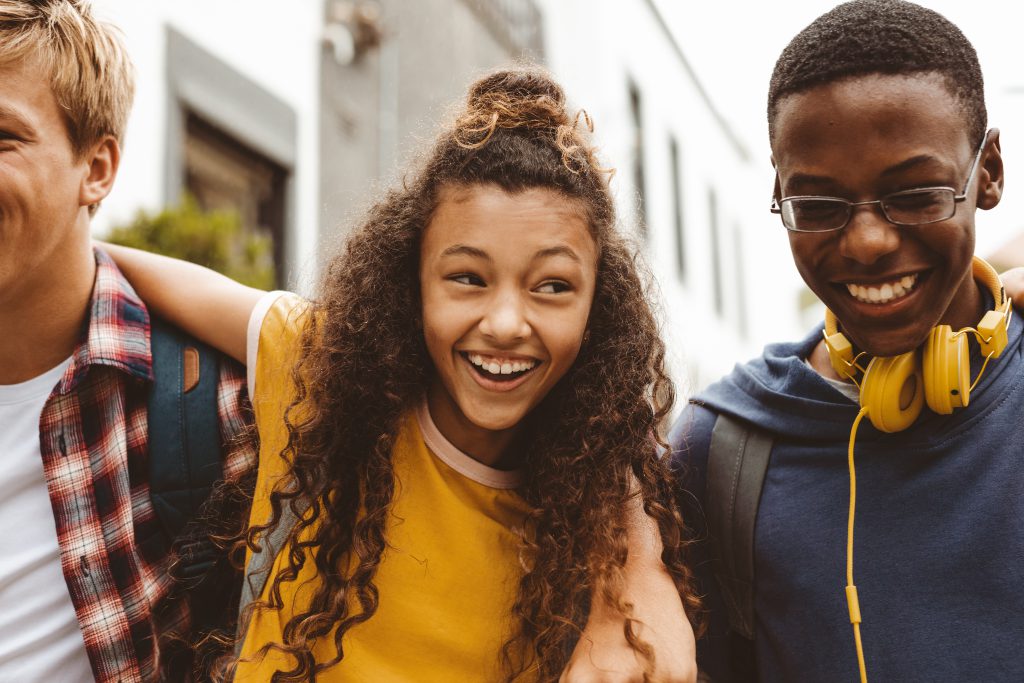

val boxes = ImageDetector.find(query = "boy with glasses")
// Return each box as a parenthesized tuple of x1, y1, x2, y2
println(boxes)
(671, 1, 1024, 681)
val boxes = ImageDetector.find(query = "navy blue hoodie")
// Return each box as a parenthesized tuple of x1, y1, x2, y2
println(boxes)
(670, 308, 1024, 682)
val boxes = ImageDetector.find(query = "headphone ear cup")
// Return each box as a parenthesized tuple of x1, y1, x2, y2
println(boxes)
(923, 325, 970, 414)
(860, 351, 924, 433)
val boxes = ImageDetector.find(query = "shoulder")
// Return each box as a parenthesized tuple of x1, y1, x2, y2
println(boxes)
(246, 291, 309, 408)
(668, 402, 719, 484)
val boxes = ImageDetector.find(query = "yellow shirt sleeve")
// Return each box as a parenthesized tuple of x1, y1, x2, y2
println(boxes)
(245, 292, 310, 562)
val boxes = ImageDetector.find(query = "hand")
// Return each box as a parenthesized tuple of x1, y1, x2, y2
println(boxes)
(1000, 267, 1024, 309)
(560, 484, 697, 683)
(559, 603, 697, 683)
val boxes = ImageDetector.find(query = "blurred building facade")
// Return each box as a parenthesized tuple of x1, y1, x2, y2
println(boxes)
(92, 0, 805, 397)
(536, 0, 805, 393)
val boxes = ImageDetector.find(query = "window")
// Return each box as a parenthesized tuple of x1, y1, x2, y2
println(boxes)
(733, 222, 748, 338)
(165, 27, 297, 286)
(628, 81, 647, 237)
(184, 113, 288, 283)
(708, 188, 723, 315)
(459, 0, 544, 56)
(669, 136, 685, 279)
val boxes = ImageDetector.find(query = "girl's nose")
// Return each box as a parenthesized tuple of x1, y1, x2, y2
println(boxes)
(479, 291, 531, 342)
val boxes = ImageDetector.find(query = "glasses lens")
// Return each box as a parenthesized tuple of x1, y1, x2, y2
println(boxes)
(882, 189, 956, 224)
(782, 198, 850, 232)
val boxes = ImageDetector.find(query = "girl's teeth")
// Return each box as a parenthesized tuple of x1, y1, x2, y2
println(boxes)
(466, 353, 537, 374)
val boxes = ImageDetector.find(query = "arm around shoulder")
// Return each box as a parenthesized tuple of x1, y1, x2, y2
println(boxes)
(99, 242, 267, 363)
(1001, 267, 1024, 310)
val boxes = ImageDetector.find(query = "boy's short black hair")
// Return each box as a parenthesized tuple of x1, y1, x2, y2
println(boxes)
(767, 0, 986, 146)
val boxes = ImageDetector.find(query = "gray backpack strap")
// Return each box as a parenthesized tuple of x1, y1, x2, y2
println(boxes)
(235, 498, 308, 650)
(707, 413, 774, 641)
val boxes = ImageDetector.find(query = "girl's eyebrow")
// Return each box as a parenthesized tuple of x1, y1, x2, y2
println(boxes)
(441, 244, 490, 260)
(439, 244, 582, 263)
(532, 246, 581, 263)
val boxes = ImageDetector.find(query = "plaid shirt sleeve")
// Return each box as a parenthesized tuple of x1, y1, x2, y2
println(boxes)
(217, 358, 258, 484)
(39, 250, 258, 683)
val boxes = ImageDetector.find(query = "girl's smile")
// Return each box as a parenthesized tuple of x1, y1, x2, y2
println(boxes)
(419, 183, 598, 468)
(460, 351, 540, 391)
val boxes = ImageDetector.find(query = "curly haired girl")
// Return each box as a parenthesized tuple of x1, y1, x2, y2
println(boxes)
(106, 67, 698, 682)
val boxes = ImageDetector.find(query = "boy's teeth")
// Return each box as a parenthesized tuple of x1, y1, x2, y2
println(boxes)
(467, 353, 536, 374)
(845, 274, 918, 304)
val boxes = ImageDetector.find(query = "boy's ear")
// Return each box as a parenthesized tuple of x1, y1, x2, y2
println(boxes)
(977, 128, 1003, 211)
(79, 135, 121, 210)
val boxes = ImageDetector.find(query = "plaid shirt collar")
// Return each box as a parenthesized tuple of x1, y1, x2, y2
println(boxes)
(58, 248, 154, 395)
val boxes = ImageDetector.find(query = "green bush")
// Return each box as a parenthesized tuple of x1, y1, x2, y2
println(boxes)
(106, 196, 276, 289)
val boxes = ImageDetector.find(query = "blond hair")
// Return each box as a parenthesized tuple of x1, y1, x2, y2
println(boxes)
(0, 0, 134, 156)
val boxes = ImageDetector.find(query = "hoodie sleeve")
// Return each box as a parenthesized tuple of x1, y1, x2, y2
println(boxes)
(670, 403, 757, 683)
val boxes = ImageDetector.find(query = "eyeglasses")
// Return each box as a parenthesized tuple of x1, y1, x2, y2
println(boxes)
(770, 130, 991, 233)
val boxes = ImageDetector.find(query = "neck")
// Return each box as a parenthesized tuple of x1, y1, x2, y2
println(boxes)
(426, 384, 523, 470)
(942, 266, 987, 332)
(0, 240, 95, 384)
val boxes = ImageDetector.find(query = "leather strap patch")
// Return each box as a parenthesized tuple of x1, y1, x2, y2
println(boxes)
(183, 346, 200, 393)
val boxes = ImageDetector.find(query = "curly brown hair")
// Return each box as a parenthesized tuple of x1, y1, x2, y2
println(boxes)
(224, 67, 700, 682)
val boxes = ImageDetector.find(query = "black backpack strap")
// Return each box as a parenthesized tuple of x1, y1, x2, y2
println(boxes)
(148, 317, 222, 539)
(706, 413, 774, 642)
(148, 317, 225, 639)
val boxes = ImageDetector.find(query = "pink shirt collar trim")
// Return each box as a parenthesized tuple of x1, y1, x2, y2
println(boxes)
(415, 401, 525, 489)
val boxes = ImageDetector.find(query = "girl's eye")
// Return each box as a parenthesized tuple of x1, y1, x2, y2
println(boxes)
(449, 273, 485, 286)
(535, 280, 572, 294)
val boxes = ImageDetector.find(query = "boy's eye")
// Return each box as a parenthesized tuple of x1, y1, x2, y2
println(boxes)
(449, 273, 485, 286)
(536, 280, 571, 294)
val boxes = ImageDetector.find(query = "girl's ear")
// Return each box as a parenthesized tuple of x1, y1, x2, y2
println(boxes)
(977, 129, 1004, 211)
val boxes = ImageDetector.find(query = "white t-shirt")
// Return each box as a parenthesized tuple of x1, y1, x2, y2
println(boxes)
(0, 359, 94, 682)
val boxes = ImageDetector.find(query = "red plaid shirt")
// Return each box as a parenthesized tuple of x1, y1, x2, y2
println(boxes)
(37, 249, 256, 682)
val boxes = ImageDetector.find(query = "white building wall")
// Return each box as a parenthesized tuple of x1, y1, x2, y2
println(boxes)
(89, 0, 326, 291)
(538, 0, 805, 399)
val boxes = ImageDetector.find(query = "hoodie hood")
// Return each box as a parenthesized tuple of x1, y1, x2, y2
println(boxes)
(692, 307, 1023, 444)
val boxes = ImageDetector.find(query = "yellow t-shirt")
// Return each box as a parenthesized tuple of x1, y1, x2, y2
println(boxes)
(237, 293, 534, 681)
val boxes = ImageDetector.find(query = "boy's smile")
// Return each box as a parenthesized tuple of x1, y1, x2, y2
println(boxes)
(772, 72, 1003, 358)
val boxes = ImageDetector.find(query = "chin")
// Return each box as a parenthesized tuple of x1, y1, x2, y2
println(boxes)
(461, 406, 528, 433)
(847, 326, 931, 358)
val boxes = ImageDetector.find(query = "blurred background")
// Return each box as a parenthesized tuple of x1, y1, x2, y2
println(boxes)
(90, 0, 1024, 400)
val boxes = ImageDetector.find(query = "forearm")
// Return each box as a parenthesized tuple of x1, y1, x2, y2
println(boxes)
(616, 492, 695, 674)
(563, 492, 696, 683)
(99, 242, 265, 363)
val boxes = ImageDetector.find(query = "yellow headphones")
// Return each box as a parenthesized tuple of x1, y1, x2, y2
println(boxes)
(823, 255, 1012, 433)
(821, 255, 1012, 683)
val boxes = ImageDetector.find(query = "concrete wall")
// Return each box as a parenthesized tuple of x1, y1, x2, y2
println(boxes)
(317, 0, 537, 254)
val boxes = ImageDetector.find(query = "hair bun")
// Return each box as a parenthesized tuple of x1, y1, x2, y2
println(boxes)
(454, 66, 578, 151)
(467, 68, 566, 112)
